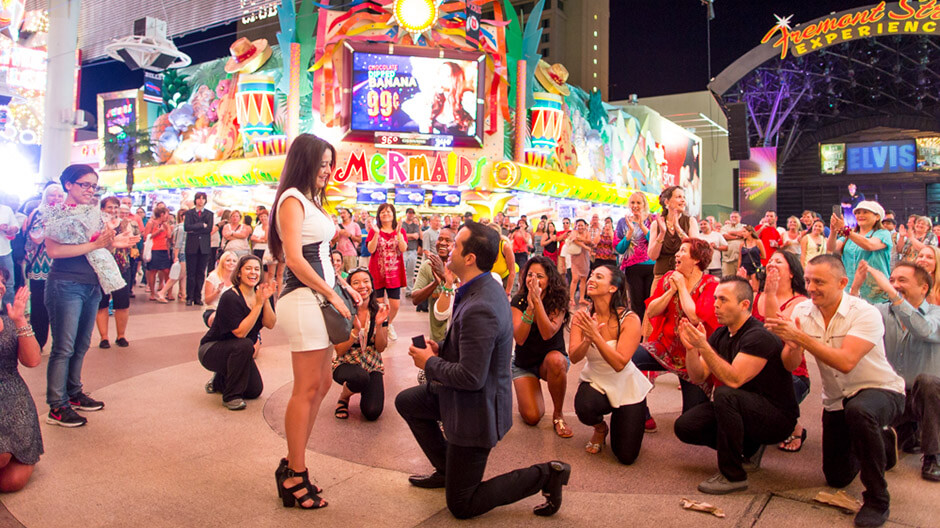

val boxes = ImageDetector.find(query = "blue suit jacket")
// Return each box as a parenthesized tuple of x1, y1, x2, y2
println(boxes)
(423, 272, 513, 448)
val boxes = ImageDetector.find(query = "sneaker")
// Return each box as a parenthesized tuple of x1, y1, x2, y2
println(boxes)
(697, 473, 748, 495)
(46, 406, 88, 427)
(69, 393, 105, 411)
(205, 377, 217, 394)
(854, 503, 889, 527)
(644, 417, 658, 433)
(883, 426, 898, 471)
(115, 337, 129, 347)
(224, 398, 247, 411)
(388, 324, 398, 341)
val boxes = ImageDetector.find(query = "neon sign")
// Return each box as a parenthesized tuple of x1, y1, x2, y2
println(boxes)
(332, 149, 486, 188)
(761, 1, 940, 59)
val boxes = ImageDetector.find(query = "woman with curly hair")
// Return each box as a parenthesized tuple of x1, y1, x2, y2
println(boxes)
(510, 256, 572, 437)
(633, 238, 719, 413)
(570, 264, 650, 464)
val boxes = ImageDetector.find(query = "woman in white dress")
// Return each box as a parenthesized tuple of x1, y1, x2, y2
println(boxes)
(268, 134, 357, 510)
(570, 263, 651, 465)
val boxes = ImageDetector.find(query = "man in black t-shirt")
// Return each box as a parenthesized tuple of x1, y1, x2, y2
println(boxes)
(674, 276, 798, 495)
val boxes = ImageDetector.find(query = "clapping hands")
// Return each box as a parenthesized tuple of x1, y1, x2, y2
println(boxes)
(573, 308, 605, 342)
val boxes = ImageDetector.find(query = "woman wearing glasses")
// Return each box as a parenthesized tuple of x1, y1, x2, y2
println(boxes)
(42, 165, 138, 428)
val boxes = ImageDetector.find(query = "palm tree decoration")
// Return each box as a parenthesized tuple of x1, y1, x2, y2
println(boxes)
(102, 124, 154, 191)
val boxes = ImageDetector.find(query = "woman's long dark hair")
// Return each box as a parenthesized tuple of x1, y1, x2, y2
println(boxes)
(589, 263, 631, 337)
(513, 256, 570, 326)
(268, 134, 337, 261)
(348, 268, 380, 345)
(775, 250, 808, 297)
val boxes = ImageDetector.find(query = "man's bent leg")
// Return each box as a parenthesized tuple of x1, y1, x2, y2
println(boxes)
(844, 389, 905, 510)
(444, 444, 549, 519)
(395, 385, 446, 473)
(912, 374, 940, 456)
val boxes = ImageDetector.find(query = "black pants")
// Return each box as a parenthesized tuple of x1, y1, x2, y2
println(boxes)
(395, 385, 551, 519)
(822, 388, 904, 511)
(908, 374, 940, 455)
(624, 263, 654, 320)
(675, 385, 796, 482)
(333, 363, 385, 421)
(207, 248, 219, 273)
(199, 338, 263, 403)
(631, 345, 708, 413)
(29, 279, 49, 349)
(574, 382, 646, 465)
(186, 251, 211, 303)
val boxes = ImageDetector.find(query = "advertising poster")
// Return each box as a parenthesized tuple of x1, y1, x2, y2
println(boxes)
(846, 140, 916, 174)
(350, 52, 479, 136)
(102, 96, 137, 166)
(738, 147, 777, 226)
(820, 143, 845, 174)
(917, 137, 940, 172)
(659, 132, 702, 218)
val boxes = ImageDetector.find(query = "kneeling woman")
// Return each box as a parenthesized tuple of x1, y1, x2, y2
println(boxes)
(570, 264, 651, 464)
(333, 268, 389, 421)
(510, 256, 572, 437)
(198, 255, 275, 410)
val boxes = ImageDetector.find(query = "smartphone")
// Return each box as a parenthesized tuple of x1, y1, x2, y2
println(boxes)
(832, 204, 843, 218)
(412, 335, 427, 349)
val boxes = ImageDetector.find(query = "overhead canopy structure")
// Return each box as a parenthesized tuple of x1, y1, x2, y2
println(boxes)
(709, 1, 940, 164)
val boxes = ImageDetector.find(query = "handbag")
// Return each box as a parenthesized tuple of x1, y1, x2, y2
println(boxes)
(142, 234, 153, 262)
(317, 283, 355, 345)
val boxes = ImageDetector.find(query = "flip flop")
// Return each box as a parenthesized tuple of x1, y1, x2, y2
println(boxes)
(778, 428, 807, 452)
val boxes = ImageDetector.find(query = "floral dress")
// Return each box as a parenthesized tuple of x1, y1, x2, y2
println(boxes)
(0, 314, 43, 465)
(367, 229, 406, 290)
(642, 271, 719, 384)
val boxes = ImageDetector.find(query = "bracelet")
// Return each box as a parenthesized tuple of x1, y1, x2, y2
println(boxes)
(840, 226, 852, 238)
(440, 285, 454, 294)
(521, 311, 534, 325)
(15, 324, 34, 338)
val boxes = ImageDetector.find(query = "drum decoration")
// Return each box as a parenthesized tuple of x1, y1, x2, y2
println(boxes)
(251, 135, 287, 156)
(525, 92, 564, 168)
(236, 74, 276, 153)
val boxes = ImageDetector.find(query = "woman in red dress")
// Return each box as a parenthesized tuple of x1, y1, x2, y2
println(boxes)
(366, 203, 406, 341)
(632, 238, 719, 413)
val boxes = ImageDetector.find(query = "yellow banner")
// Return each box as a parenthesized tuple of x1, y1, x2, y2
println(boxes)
(98, 156, 286, 192)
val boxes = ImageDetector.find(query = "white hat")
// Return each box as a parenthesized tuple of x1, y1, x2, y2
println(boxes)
(853, 200, 885, 219)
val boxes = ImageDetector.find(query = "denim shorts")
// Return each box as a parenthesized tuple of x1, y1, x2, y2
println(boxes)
(511, 353, 570, 380)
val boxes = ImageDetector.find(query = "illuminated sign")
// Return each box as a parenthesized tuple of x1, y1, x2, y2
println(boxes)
(0, 45, 46, 92)
(333, 149, 486, 188)
(820, 143, 846, 174)
(846, 140, 916, 174)
(762, 1, 940, 60)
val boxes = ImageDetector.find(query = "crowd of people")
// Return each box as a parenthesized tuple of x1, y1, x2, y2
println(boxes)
(1, 145, 938, 526)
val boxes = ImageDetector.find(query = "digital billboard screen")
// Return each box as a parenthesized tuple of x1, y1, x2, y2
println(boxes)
(394, 187, 426, 206)
(820, 143, 845, 174)
(845, 140, 916, 174)
(345, 43, 484, 148)
(430, 190, 462, 207)
(917, 137, 940, 172)
(356, 187, 388, 205)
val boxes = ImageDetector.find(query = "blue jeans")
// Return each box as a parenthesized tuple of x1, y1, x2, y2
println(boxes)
(404, 250, 417, 292)
(0, 252, 13, 308)
(45, 279, 102, 408)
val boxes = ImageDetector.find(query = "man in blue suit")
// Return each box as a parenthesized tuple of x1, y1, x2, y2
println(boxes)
(396, 221, 570, 519)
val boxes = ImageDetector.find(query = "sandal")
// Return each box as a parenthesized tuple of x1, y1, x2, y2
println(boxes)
(553, 418, 574, 438)
(585, 423, 608, 454)
(334, 399, 349, 420)
(778, 428, 807, 452)
(276, 458, 322, 494)
(276, 467, 327, 509)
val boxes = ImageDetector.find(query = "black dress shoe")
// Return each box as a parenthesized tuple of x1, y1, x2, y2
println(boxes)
(923, 455, 940, 482)
(194, 300, 204, 306)
(186, 300, 194, 306)
(533, 460, 570, 517)
(854, 503, 889, 527)
(408, 471, 445, 489)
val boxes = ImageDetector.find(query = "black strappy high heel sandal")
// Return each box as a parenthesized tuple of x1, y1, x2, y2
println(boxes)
(276, 463, 327, 509)
(276, 458, 323, 494)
